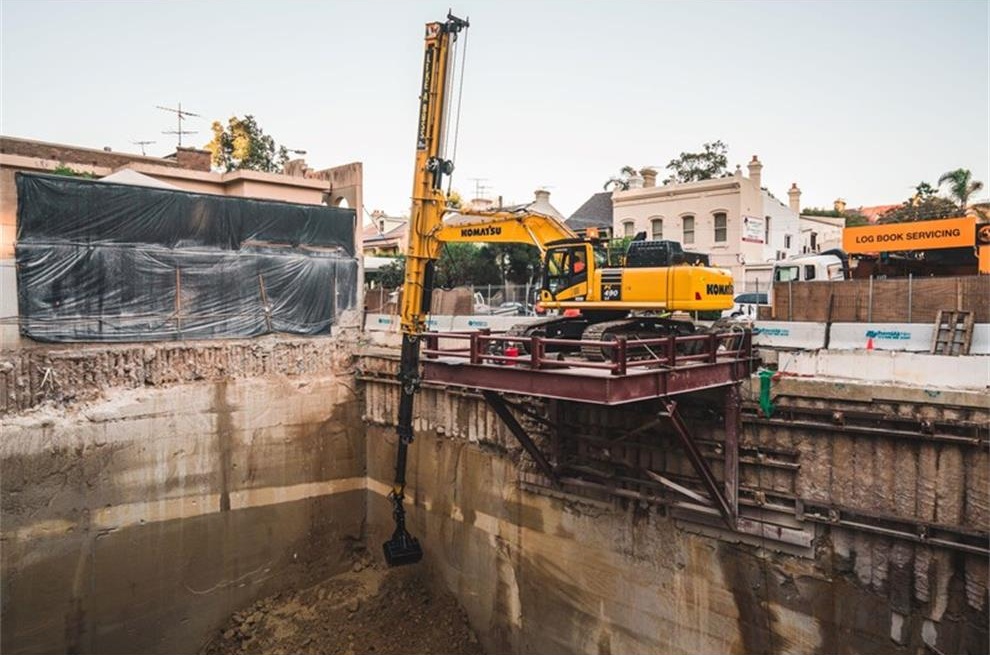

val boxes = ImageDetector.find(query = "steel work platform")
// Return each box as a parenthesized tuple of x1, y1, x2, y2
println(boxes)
(421, 328, 756, 405)
(418, 327, 756, 530)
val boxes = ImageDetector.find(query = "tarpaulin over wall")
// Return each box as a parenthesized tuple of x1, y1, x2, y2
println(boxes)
(15, 173, 358, 342)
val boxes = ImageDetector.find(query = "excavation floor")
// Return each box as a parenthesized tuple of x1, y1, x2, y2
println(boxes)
(201, 562, 484, 655)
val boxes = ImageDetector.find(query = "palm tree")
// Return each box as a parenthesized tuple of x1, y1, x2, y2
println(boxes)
(603, 165, 639, 191)
(937, 168, 984, 210)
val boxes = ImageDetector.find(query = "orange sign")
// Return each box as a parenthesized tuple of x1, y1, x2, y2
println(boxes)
(843, 216, 976, 253)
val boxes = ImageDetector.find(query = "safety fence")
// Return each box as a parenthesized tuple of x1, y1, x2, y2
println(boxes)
(364, 283, 537, 316)
(769, 276, 989, 323)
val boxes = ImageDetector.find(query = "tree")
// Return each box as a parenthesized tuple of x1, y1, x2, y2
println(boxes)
(878, 196, 960, 223)
(912, 181, 938, 202)
(603, 165, 639, 191)
(204, 115, 289, 173)
(376, 256, 406, 289)
(664, 140, 728, 184)
(801, 206, 869, 226)
(52, 163, 95, 179)
(937, 168, 983, 210)
(484, 244, 542, 285)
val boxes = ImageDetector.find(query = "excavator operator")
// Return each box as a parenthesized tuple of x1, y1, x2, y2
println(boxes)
(572, 251, 586, 274)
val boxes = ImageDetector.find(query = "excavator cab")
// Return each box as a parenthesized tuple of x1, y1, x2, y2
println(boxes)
(542, 242, 595, 301)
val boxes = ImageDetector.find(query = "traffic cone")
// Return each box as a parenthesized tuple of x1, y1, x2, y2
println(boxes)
(866, 337, 874, 351)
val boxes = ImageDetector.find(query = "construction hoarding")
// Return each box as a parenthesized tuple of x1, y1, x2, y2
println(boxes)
(15, 173, 358, 342)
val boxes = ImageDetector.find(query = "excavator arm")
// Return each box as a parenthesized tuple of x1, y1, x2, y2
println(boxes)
(384, 12, 468, 567)
(433, 208, 578, 253)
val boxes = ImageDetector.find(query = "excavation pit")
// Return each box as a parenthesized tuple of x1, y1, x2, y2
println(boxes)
(201, 561, 484, 655)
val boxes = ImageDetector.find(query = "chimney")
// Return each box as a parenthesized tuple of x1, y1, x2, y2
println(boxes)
(747, 155, 763, 189)
(640, 168, 657, 188)
(788, 183, 802, 214)
(174, 147, 213, 172)
(833, 198, 847, 213)
(534, 188, 551, 204)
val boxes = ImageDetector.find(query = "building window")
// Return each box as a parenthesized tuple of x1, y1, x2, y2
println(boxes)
(764, 216, 771, 245)
(714, 212, 727, 243)
(810, 231, 818, 251)
(682, 215, 695, 244)
(784, 234, 792, 249)
(650, 218, 663, 240)
(622, 221, 635, 238)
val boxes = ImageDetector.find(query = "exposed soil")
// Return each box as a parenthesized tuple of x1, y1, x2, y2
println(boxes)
(201, 558, 485, 655)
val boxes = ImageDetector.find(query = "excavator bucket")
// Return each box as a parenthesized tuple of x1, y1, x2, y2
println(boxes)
(382, 528, 423, 567)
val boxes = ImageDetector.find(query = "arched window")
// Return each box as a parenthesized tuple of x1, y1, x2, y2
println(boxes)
(650, 217, 663, 240)
(622, 221, 635, 238)
(713, 212, 727, 242)
(682, 215, 695, 244)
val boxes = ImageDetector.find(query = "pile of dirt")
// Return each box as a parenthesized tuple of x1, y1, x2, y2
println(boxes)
(201, 559, 484, 655)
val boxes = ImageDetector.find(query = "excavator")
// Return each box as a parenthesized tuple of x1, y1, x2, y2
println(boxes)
(434, 210, 735, 355)
(383, 13, 737, 566)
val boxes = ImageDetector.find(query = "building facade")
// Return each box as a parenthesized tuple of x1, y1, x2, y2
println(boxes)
(0, 136, 363, 259)
(610, 157, 805, 289)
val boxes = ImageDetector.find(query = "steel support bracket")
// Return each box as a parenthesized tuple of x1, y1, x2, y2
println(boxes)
(482, 391, 560, 487)
(661, 395, 738, 530)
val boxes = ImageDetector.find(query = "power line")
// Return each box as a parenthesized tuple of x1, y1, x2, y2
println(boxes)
(157, 102, 201, 148)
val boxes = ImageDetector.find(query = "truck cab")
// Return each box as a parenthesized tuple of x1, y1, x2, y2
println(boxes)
(772, 249, 850, 284)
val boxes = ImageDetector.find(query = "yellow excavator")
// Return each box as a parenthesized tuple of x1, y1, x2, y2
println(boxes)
(434, 208, 735, 353)
(383, 13, 736, 566)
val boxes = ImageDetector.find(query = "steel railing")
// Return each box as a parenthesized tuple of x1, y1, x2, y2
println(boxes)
(422, 328, 753, 376)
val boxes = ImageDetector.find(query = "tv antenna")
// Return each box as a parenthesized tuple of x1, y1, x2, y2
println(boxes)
(131, 140, 156, 156)
(468, 177, 491, 200)
(157, 102, 200, 148)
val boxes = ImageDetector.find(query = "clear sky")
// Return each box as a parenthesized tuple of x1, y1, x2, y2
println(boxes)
(2, 0, 987, 220)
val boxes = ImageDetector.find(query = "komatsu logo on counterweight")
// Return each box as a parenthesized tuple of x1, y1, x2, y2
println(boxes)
(460, 226, 502, 237)
(706, 283, 734, 295)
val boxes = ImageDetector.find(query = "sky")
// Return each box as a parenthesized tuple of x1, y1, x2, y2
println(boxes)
(2, 0, 987, 221)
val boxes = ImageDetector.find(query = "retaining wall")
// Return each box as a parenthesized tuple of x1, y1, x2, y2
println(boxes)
(361, 351, 988, 655)
(1, 336, 366, 654)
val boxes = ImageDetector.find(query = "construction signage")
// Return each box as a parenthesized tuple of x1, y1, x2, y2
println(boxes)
(843, 216, 976, 253)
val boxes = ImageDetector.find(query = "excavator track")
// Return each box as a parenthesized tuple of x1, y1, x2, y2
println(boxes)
(579, 317, 697, 361)
(500, 316, 590, 354)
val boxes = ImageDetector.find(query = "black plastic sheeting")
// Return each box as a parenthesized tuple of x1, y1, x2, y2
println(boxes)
(15, 173, 358, 342)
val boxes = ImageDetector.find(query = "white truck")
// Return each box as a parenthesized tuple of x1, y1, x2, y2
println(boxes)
(771, 249, 851, 284)
(768, 249, 851, 313)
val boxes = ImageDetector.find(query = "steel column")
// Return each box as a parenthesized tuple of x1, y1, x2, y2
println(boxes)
(724, 384, 740, 520)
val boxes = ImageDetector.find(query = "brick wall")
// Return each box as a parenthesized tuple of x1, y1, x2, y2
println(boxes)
(0, 136, 211, 172)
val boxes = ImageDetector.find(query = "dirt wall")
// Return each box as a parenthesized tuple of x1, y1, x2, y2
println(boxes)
(1, 337, 366, 654)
